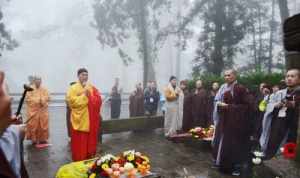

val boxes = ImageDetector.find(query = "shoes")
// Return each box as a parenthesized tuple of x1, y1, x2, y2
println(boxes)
(211, 164, 219, 169)
(232, 170, 241, 176)
(35, 143, 52, 149)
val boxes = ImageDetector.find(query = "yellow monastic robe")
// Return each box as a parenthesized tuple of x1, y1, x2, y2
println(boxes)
(66, 82, 92, 132)
(25, 86, 50, 142)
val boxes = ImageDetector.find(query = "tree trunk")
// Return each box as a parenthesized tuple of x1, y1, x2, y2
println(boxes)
(277, 0, 290, 70)
(268, 0, 276, 73)
(138, 0, 155, 88)
(258, 6, 263, 72)
(211, 0, 225, 76)
(277, 0, 290, 22)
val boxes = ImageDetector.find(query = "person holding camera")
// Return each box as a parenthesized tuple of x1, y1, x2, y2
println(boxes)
(262, 69, 300, 159)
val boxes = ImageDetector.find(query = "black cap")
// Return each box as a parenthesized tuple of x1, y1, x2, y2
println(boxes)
(169, 76, 176, 82)
(77, 68, 88, 76)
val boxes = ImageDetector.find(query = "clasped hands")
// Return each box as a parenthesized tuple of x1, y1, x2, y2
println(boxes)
(217, 101, 229, 108)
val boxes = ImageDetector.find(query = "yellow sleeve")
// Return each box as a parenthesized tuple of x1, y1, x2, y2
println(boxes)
(40, 88, 50, 104)
(66, 86, 88, 109)
(164, 88, 177, 101)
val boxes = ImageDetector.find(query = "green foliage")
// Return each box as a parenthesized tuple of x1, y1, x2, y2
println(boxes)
(189, 72, 284, 92)
(238, 72, 284, 91)
(191, 0, 253, 75)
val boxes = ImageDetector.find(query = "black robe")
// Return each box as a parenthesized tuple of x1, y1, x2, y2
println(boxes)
(144, 89, 160, 115)
(265, 88, 300, 159)
(66, 105, 71, 137)
(252, 92, 267, 141)
(213, 84, 252, 172)
(0, 146, 29, 178)
(110, 93, 121, 119)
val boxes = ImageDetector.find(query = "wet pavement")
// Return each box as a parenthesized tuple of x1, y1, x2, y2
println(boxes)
(22, 106, 284, 178)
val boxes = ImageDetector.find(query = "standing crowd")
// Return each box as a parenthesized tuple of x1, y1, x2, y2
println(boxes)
(0, 68, 300, 177)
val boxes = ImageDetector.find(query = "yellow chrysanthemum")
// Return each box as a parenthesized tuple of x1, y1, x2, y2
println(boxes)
(89, 173, 96, 178)
(127, 154, 135, 161)
(101, 163, 109, 170)
(141, 156, 150, 163)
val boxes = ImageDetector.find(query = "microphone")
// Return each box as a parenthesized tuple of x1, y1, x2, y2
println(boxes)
(15, 84, 34, 117)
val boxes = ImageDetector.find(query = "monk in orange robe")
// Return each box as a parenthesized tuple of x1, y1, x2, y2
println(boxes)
(25, 76, 50, 146)
(66, 68, 102, 161)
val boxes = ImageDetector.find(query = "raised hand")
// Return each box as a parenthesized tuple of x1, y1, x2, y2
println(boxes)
(0, 71, 13, 135)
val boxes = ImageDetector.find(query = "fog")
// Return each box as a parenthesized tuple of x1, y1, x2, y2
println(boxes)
(1, 0, 299, 93)
(0, 0, 195, 93)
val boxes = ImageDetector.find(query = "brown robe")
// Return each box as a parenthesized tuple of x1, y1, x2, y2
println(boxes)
(191, 88, 210, 128)
(0, 147, 29, 178)
(182, 90, 193, 132)
(213, 84, 252, 172)
(129, 89, 144, 117)
(265, 88, 300, 159)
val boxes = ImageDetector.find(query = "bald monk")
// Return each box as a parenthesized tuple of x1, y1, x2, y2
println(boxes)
(25, 76, 50, 147)
(66, 68, 102, 161)
(0, 71, 29, 178)
(212, 69, 252, 176)
(262, 69, 300, 159)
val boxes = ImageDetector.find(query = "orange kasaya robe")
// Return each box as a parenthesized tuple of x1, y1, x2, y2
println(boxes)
(66, 82, 102, 161)
(25, 86, 50, 143)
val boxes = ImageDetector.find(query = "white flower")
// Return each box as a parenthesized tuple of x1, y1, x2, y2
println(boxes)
(253, 151, 264, 158)
(252, 157, 262, 165)
(124, 162, 134, 171)
(280, 147, 284, 153)
(96, 159, 102, 166)
(100, 154, 116, 162)
(123, 150, 135, 156)
(135, 152, 142, 157)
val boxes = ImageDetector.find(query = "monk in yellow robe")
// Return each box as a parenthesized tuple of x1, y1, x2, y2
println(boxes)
(25, 76, 50, 146)
(66, 68, 102, 161)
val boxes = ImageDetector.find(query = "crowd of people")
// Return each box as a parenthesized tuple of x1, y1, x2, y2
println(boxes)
(108, 79, 161, 119)
(0, 68, 300, 177)
(162, 69, 300, 176)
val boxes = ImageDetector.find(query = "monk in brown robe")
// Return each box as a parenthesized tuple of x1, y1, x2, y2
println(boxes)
(212, 69, 252, 176)
(25, 76, 50, 146)
(180, 80, 193, 132)
(264, 69, 300, 159)
(191, 80, 209, 128)
(129, 83, 144, 117)
(0, 71, 29, 178)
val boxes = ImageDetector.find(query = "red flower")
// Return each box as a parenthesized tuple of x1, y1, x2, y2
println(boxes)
(100, 170, 109, 177)
(135, 157, 143, 164)
(92, 164, 97, 170)
(115, 158, 126, 166)
(283, 142, 297, 159)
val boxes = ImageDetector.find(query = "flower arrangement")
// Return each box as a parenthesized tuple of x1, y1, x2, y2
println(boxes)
(189, 125, 214, 140)
(87, 150, 151, 178)
(252, 151, 264, 165)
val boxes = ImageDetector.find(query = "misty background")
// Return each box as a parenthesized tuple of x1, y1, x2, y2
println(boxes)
(0, 0, 299, 93)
